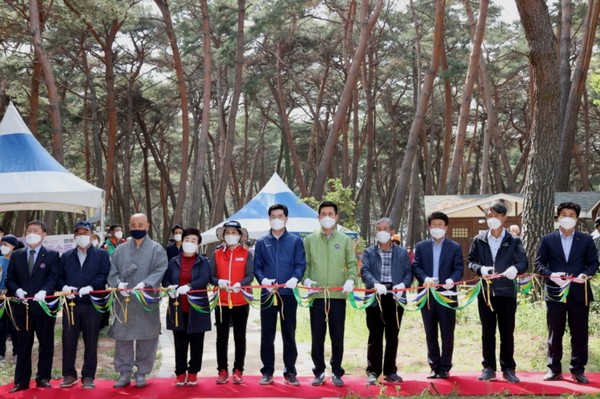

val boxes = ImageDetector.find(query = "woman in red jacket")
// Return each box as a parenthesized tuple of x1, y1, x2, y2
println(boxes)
(209, 221, 254, 385)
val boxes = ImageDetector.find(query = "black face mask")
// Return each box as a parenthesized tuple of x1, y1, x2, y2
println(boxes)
(130, 229, 147, 240)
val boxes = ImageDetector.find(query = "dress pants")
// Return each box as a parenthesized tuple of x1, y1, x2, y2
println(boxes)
(215, 304, 249, 372)
(172, 312, 205, 375)
(310, 298, 346, 377)
(546, 300, 589, 374)
(260, 294, 298, 377)
(62, 302, 104, 378)
(366, 293, 404, 376)
(420, 292, 456, 373)
(477, 295, 517, 371)
(14, 311, 56, 386)
(114, 338, 159, 375)
(0, 315, 18, 357)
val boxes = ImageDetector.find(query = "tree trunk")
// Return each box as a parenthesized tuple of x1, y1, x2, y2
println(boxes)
(516, 0, 561, 265)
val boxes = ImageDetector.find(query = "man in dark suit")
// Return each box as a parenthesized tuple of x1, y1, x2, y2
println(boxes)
(536, 201, 599, 384)
(58, 221, 110, 389)
(6, 220, 59, 393)
(413, 212, 463, 379)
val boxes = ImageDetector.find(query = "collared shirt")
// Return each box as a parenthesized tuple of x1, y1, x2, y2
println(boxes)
(487, 228, 506, 262)
(77, 247, 88, 267)
(432, 238, 445, 279)
(559, 229, 574, 262)
(26, 245, 41, 264)
(377, 245, 392, 283)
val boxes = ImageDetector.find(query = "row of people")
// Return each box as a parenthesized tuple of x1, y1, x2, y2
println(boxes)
(1, 199, 598, 393)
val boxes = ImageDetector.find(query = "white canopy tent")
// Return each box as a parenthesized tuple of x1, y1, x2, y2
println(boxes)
(0, 102, 104, 226)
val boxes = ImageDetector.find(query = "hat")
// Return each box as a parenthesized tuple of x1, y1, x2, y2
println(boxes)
(73, 220, 93, 233)
(216, 221, 249, 242)
(595, 217, 600, 227)
(1, 234, 18, 248)
(391, 234, 401, 242)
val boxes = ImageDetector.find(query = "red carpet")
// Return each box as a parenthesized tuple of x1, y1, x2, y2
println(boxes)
(1, 373, 599, 397)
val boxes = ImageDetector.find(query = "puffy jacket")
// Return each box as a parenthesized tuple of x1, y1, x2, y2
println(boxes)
(303, 230, 358, 299)
(209, 245, 254, 306)
(254, 229, 306, 296)
(468, 229, 528, 298)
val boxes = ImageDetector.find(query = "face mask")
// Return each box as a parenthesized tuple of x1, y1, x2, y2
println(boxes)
(430, 228, 446, 240)
(173, 233, 182, 242)
(270, 219, 285, 231)
(75, 235, 91, 248)
(559, 217, 577, 230)
(182, 242, 198, 254)
(114, 231, 123, 239)
(1, 246, 11, 256)
(130, 229, 147, 240)
(486, 217, 503, 230)
(224, 235, 240, 246)
(376, 231, 391, 244)
(26, 233, 42, 246)
(319, 216, 336, 229)
(91, 239, 99, 247)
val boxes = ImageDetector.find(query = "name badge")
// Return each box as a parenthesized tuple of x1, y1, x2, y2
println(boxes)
(235, 257, 245, 261)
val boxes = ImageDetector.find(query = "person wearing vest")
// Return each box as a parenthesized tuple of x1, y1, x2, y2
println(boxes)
(209, 221, 254, 385)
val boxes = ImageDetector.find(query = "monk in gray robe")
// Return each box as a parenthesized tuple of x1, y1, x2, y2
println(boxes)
(108, 213, 168, 388)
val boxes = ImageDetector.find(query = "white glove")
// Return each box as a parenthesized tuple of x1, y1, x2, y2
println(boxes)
(342, 279, 354, 293)
(177, 285, 191, 295)
(392, 283, 405, 291)
(232, 282, 241, 293)
(480, 266, 495, 279)
(261, 278, 277, 292)
(303, 278, 316, 288)
(16, 288, 27, 300)
(117, 282, 129, 297)
(133, 282, 145, 290)
(33, 290, 46, 302)
(550, 272, 567, 286)
(78, 286, 93, 297)
(166, 284, 178, 298)
(424, 277, 437, 287)
(443, 278, 454, 290)
(573, 273, 587, 284)
(502, 266, 518, 280)
(62, 285, 77, 299)
(374, 283, 387, 295)
(218, 279, 230, 288)
(285, 277, 298, 289)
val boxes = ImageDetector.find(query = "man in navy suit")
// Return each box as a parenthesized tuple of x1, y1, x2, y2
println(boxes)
(6, 220, 59, 393)
(413, 212, 463, 379)
(58, 221, 110, 389)
(536, 201, 599, 384)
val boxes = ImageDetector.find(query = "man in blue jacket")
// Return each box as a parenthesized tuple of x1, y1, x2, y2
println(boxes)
(468, 202, 528, 383)
(360, 217, 412, 385)
(254, 204, 306, 386)
(536, 201, 599, 384)
(58, 221, 110, 389)
(413, 212, 463, 379)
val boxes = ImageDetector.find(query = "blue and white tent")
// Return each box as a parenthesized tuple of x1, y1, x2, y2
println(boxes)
(202, 173, 322, 243)
(0, 102, 104, 220)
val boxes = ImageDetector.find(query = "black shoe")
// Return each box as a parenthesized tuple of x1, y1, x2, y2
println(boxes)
(384, 373, 403, 383)
(437, 370, 450, 379)
(502, 369, 520, 383)
(259, 374, 273, 385)
(311, 373, 325, 386)
(284, 373, 300, 386)
(478, 367, 496, 381)
(331, 374, 344, 387)
(367, 373, 378, 385)
(427, 370, 438, 379)
(36, 379, 52, 388)
(9, 384, 29, 393)
(571, 373, 589, 384)
(543, 371, 563, 381)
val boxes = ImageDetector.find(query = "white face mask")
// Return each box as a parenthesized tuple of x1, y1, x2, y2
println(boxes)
(376, 231, 391, 244)
(319, 216, 336, 229)
(225, 235, 240, 246)
(75, 235, 91, 248)
(486, 217, 503, 230)
(26, 233, 42, 246)
(113, 231, 123, 239)
(91, 239, 99, 247)
(182, 242, 198, 254)
(559, 216, 577, 230)
(173, 233, 182, 242)
(270, 219, 285, 231)
(430, 228, 446, 240)
(1, 246, 11, 256)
